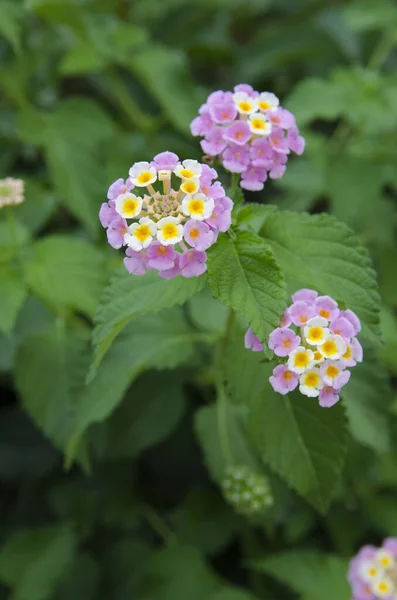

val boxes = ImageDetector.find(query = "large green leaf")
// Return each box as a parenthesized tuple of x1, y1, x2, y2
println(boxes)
(14, 328, 90, 452)
(24, 235, 108, 318)
(17, 99, 115, 234)
(260, 211, 381, 344)
(90, 268, 205, 378)
(0, 525, 76, 600)
(128, 45, 205, 134)
(0, 267, 27, 334)
(252, 551, 350, 600)
(224, 338, 348, 513)
(342, 351, 393, 453)
(91, 372, 186, 459)
(67, 308, 200, 463)
(194, 403, 259, 483)
(207, 231, 286, 343)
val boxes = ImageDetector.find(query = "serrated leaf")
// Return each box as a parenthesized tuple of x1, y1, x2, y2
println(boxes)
(14, 328, 90, 452)
(128, 45, 205, 134)
(224, 340, 347, 513)
(24, 235, 108, 318)
(252, 551, 350, 600)
(342, 351, 392, 453)
(0, 267, 27, 334)
(207, 231, 286, 343)
(91, 372, 186, 459)
(0, 524, 77, 600)
(194, 404, 259, 482)
(17, 99, 115, 234)
(260, 211, 381, 345)
(235, 203, 277, 232)
(90, 268, 205, 378)
(67, 309, 199, 463)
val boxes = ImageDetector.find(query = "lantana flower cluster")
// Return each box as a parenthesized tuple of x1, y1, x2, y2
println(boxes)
(99, 152, 232, 279)
(221, 465, 273, 517)
(245, 288, 363, 407)
(190, 84, 305, 191)
(348, 538, 397, 599)
(0, 177, 24, 208)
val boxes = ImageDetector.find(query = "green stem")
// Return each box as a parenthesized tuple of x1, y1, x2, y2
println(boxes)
(368, 27, 396, 71)
(214, 308, 236, 465)
(7, 205, 18, 260)
(140, 504, 176, 546)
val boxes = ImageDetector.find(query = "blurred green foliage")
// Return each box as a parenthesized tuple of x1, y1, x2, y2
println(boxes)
(1, 0, 397, 599)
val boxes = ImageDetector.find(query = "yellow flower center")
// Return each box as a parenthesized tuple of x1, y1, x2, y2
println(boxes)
(314, 351, 323, 361)
(238, 101, 253, 112)
(251, 118, 266, 130)
(343, 345, 352, 359)
(162, 223, 178, 239)
(123, 198, 139, 216)
(298, 314, 308, 324)
(134, 224, 151, 242)
(189, 228, 200, 239)
(181, 180, 199, 194)
(307, 327, 323, 342)
(303, 372, 319, 387)
(136, 171, 153, 185)
(325, 365, 339, 379)
(294, 352, 309, 368)
(157, 245, 168, 255)
(282, 338, 292, 348)
(283, 371, 293, 381)
(381, 557, 392, 567)
(319, 309, 330, 319)
(188, 199, 205, 215)
(258, 101, 271, 110)
(377, 581, 389, 593)
(322, 340, 338, 356)
(180, 168, 195, 178)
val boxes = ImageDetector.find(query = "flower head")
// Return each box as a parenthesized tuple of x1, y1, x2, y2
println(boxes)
(100, 154, 233, 279)
(244, 328, 264, 353)
(0, 177, 24, 208)
(246, 289, 363, 408)
(348, 539, 397, 600)
(191, 84, 304, 190)
(221, 465, 273, 517)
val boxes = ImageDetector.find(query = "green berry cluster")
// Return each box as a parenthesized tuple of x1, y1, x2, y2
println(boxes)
(221, 465, 274, 516)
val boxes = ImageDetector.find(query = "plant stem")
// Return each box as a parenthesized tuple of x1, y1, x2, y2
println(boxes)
(140, 504, 176, 546)
(368, 27, 396, 72)
(214, 308, 236, 465)
(7, 206, 18, 260)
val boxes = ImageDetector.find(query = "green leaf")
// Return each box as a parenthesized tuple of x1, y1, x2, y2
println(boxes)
(0, 1, 23, 52)
(24, 235, 108, 318)
(90, 268, 205, 378)
(343, 0, 397, 31)
(0, 525, 77, 600)
(0, 267, 27, 334)
(364, 494, 397, 537)
(128, 45, 205, 134)
(187, 287, 229, 335)
(252, 551, 350, 600)
(17, 99, 115, 234)
(342, 351, 393, 453)
(260, 211, 381, 345)
(14, 328, 90, 452)
(172, 489, 238, 556)
(194, 403, 259, 482)
(224, 341, 347, 513)
(67, 309, 199, 463)
(210, 589, 261, 600)
(235, 203, 277, 232)
(60, 41, 108, 75)
(285, 77, 346, 124)
(136, 545, 220, 600)
(91, 372, 186, 459)
(207, 230, 286, 343)
(0, 219, 30, 263)
(15, 181, 59, 235)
